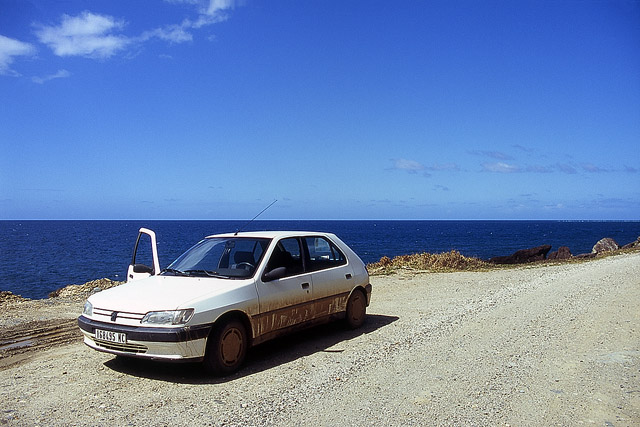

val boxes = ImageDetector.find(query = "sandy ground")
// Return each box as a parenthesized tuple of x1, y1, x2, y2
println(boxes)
(1, 252, 639, 426)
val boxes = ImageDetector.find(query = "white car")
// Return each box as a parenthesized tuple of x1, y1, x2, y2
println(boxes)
(78, 229, 371, 375)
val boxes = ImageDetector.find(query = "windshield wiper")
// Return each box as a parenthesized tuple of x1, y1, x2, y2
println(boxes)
(184, 269, 226, 278)
(160, 268, 188, 276)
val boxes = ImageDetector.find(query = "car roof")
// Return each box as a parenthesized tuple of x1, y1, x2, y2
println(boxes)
(205, 231, 337, 240)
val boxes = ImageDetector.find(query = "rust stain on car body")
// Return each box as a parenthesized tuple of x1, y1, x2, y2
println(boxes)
(252, 292, 350, 339)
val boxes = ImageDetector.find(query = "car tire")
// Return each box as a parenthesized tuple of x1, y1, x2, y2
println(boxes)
(345, 288, 367, 329)
(203, 319, 247, 376)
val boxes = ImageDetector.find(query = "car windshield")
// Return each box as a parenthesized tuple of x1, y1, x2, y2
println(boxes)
(162, 237, 271, 279)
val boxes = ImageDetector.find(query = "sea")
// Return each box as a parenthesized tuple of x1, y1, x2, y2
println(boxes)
(1, 220, 638, 300)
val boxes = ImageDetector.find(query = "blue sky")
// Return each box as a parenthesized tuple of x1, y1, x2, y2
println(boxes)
(1, 0, 638, 220)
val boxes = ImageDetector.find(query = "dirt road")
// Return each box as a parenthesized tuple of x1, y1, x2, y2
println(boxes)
(1, 253, 639, 426)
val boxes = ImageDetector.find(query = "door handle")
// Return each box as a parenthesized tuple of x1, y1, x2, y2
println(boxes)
(301, 282, 310, 290)
(345, 274, 352, 279)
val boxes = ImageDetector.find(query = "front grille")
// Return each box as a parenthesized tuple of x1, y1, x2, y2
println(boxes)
(93, 307, 145, 323)
(94, 339, 147, 354)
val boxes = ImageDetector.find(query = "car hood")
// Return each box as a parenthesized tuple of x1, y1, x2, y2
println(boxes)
(87, 275, 248, 313)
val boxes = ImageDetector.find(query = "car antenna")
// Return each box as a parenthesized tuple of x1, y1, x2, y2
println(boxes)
(235, 199, 278, 236)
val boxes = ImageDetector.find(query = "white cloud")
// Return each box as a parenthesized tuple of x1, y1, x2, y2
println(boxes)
(0, 34, 36, 76)
(141, 22, 193, 44)
(205, 0, 235, 16)
(32, 69, 71, 84)
(393, 158, 426, 173)
(1, 2, 237, 78)
(144, 0, 235, 43)
(390, 159, 461, 177)
(426, 163, 460, 172)
(482, 162, 520, 173)
(34, 11, 129, 58)
(469, 150, 513, 160)
(196, 0, 235, 26)
(163, 0, 201, 5)
(581, 163, 609, 173)
(481, 162, 615, 175)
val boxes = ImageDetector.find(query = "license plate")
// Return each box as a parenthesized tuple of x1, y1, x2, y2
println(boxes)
(95, 329, 127, 344)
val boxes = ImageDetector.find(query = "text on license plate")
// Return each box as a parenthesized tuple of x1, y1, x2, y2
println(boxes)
(95, 329, 127, 344)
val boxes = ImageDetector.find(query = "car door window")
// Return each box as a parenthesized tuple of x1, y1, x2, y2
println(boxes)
(266, 238, 304, 277)
(304, 236, 347, 272)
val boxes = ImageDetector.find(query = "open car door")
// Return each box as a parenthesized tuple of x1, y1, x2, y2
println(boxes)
(126, 228, 161, 282)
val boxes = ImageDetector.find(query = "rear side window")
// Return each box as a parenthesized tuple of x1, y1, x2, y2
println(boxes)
(304, 237, 346, 272)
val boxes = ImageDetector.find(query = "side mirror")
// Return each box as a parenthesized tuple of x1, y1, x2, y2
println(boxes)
(132, 264, 154, 274)
(263, 267, 286, 282)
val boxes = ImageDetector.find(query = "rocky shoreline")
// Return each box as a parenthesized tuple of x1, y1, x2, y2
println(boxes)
(488, 235, 640, 264)
(2, 235, 639, 305)
(0, 278, 122, 305)
(368, 234, 640, 274)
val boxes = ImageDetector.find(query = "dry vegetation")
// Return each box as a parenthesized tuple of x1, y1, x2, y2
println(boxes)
(46, 278, 122, 299)
(367, 250, 490, 275)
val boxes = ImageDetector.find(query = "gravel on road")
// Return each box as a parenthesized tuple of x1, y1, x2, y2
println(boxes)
(1, 252, 639, 426)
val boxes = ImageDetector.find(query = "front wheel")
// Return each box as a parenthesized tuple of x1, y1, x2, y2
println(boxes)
(345, 289, 367, 329)
(203, 319, 248, 376)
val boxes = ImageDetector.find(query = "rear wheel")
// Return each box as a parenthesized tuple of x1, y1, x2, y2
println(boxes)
(345, 289, 367, 329)
(203, 319, 247, 376)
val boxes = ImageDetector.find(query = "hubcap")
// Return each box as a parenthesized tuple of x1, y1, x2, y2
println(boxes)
(351, 294, 364, 322)
(220, 328, 243, 365)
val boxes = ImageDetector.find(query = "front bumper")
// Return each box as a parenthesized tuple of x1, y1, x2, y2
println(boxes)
(77, 315, 211, 361)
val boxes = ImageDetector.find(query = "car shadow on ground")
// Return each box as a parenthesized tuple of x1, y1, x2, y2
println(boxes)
(103, 313, 398, 384)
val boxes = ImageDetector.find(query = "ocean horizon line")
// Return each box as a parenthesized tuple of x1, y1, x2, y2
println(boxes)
(3, 219, 639, 222)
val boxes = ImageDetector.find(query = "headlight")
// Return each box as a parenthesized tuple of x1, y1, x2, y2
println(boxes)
(83, 301, 93, 316)
(141, 309, 194, 325)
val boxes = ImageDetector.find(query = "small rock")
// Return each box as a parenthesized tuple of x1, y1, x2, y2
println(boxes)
(575, 252, 597, 259)
(548, 246, 572, 260)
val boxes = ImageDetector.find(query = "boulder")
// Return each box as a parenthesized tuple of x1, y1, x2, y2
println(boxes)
(591, 238, 619, 254)
(548, 246, 572, 260)
(622, 236, 640, 250)
(489, 244, 552, 264)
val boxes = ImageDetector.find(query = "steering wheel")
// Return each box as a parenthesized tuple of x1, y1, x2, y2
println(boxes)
(236, 262, 255, 271)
